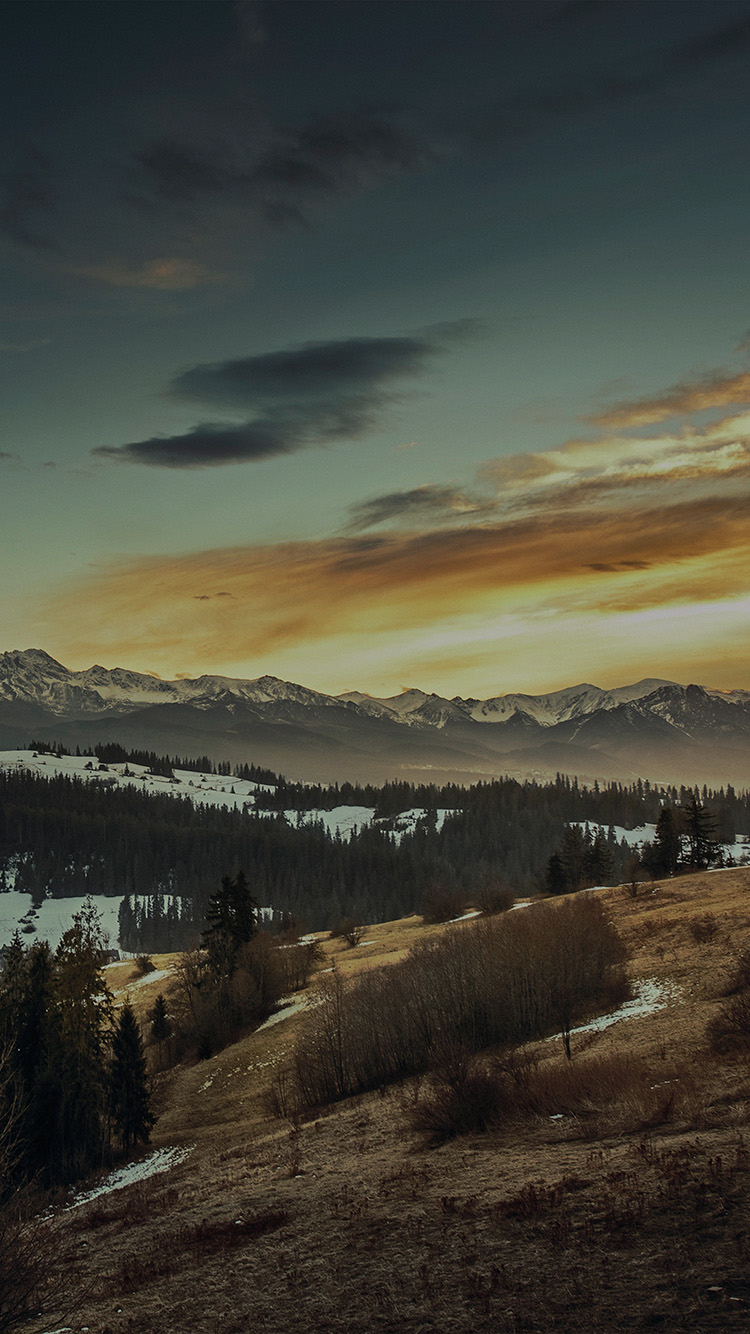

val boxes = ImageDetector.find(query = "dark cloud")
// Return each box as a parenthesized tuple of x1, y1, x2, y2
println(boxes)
(134, 109, 436, 228)
(171, 333, 454, 408)
(0, 145, 57, 251)
(468, 9, 750, 147)
(346, 484, 497, 531)
(679, 13, 750, 65)
(96, 418, 298, 469)
(99, 325, 478, 468)
(587, 560, 651, 573)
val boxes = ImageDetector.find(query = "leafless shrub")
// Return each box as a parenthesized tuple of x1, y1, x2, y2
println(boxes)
(283, 896, 629, 1112)
(410, 1044, 505, 1144)
(717, 950, 750, 998)
(475, 873, 514, 916)
(411, 1049, 696, 1144)
(276, 939, 323, 992)
(689, 913, 718, 944)
(708, 989, 750, 1052)
(134, 954, 155, 976)
(173, 933, 288, 1060)
(420, 879, 465, 924)
(330, 918, 364, 947)
(624, 852, 645, 899)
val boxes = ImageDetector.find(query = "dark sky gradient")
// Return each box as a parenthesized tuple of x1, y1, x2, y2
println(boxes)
(2, 0, 750, 694)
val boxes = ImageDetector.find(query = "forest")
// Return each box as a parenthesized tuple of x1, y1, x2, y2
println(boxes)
(0, 750, 748, 951)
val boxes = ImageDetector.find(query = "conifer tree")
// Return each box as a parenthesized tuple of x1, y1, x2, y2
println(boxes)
(202, 870, 258, 976)
(148, 993, 172, 1068)
(110, 1002, 154, 1156)
(52, 899, 114, 1182)
(681, 795, 720, 870)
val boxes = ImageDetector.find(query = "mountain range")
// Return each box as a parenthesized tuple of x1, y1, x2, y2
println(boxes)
(1, 648, 749, 787)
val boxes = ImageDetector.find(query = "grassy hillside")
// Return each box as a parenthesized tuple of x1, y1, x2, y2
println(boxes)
(32, 869, 750, 1332)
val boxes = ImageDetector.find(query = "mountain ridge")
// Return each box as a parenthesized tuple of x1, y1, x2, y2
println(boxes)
(1, 649, 749, 787)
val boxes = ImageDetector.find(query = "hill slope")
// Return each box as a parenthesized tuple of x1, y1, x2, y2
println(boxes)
(43, 869, 750, 1332)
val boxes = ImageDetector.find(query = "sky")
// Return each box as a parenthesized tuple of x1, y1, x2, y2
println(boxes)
(2, 0, 750, 700)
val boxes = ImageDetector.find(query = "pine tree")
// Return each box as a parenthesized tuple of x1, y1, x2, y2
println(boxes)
(544, 851, 568, 895)
(202, 870, 258, 976)
(110, 1002, 154, 1156)
(585, 830, 615, 886)
(52, 899, 114, 1182)
(680, 796, 720, 870)
(148, 993, 172, 1068)
(646, 806, 682, 875)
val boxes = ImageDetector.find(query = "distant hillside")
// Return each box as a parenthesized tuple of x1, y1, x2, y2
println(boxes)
(2, 745, 749, 953)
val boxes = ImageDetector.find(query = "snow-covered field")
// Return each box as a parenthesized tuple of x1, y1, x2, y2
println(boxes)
(284, 804, 453, 842)
(0, 891, 124, 953)
(574, 820, 750, 863)
(0, 748, 271, 811)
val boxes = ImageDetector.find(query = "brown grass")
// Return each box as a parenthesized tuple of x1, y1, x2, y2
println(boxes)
(26, 867, 750, 1333)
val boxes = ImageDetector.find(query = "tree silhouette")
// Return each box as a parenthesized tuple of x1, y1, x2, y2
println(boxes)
(110, 1002, 154, 1156)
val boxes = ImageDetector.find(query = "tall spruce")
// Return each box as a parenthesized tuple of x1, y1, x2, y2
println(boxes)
(110, 1002, 154, 1155)
(681, 795, 720, 870)
(202, 870, 258, 976)
(51, 899, 114, 1183)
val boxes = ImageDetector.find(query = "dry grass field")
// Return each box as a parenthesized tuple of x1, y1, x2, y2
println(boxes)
(32, 869, 750, 1333)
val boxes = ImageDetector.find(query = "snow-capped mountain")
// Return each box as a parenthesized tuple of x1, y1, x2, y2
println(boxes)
(1, 649, 749, 787)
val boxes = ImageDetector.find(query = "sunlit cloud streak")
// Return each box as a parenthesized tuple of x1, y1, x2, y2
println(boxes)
(346, 484, 498, 530)
(46, 487, 750, 675)
(591, 368, 750, 429)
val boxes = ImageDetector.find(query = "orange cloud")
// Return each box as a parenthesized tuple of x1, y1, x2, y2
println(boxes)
(75, 257, 222, 290)
(45, 491, 750, 680)
(590, 368, 750, 429)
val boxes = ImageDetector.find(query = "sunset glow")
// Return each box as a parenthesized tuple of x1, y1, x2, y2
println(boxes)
(2, 1, 750, 697)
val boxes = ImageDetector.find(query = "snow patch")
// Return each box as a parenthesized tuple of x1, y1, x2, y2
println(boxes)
(548, 978, 673, 1045)
(67, 1146, 193, 1209)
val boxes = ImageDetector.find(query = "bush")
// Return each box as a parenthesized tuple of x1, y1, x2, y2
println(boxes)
(410, 1044, 504, 1143)
(420, 879, 465, 924)
(134, 954, 155, 976)
(329, 918, 364, 947)
(275, 939, 323, 992)
(708, 988, 750, 1052)
(688, 913, 718, 944)
(173, 932, 288, 1060)
(283, 895, 629, 1112)
(411, 1049, 694, 1144)
(475, 873, 514, 916)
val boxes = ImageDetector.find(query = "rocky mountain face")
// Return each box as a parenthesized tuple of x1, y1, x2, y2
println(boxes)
(1, 649, 749, 787)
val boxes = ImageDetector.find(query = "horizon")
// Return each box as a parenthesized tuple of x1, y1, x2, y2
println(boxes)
(0, 645, 713, 702)
(2, 2, 750, 698)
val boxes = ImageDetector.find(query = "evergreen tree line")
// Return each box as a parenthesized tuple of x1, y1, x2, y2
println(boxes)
(0, 900, 152, 1187)
(544, 794, 731, 894)
(1, 763, 749, 951)
(29, 739, 277, 785)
